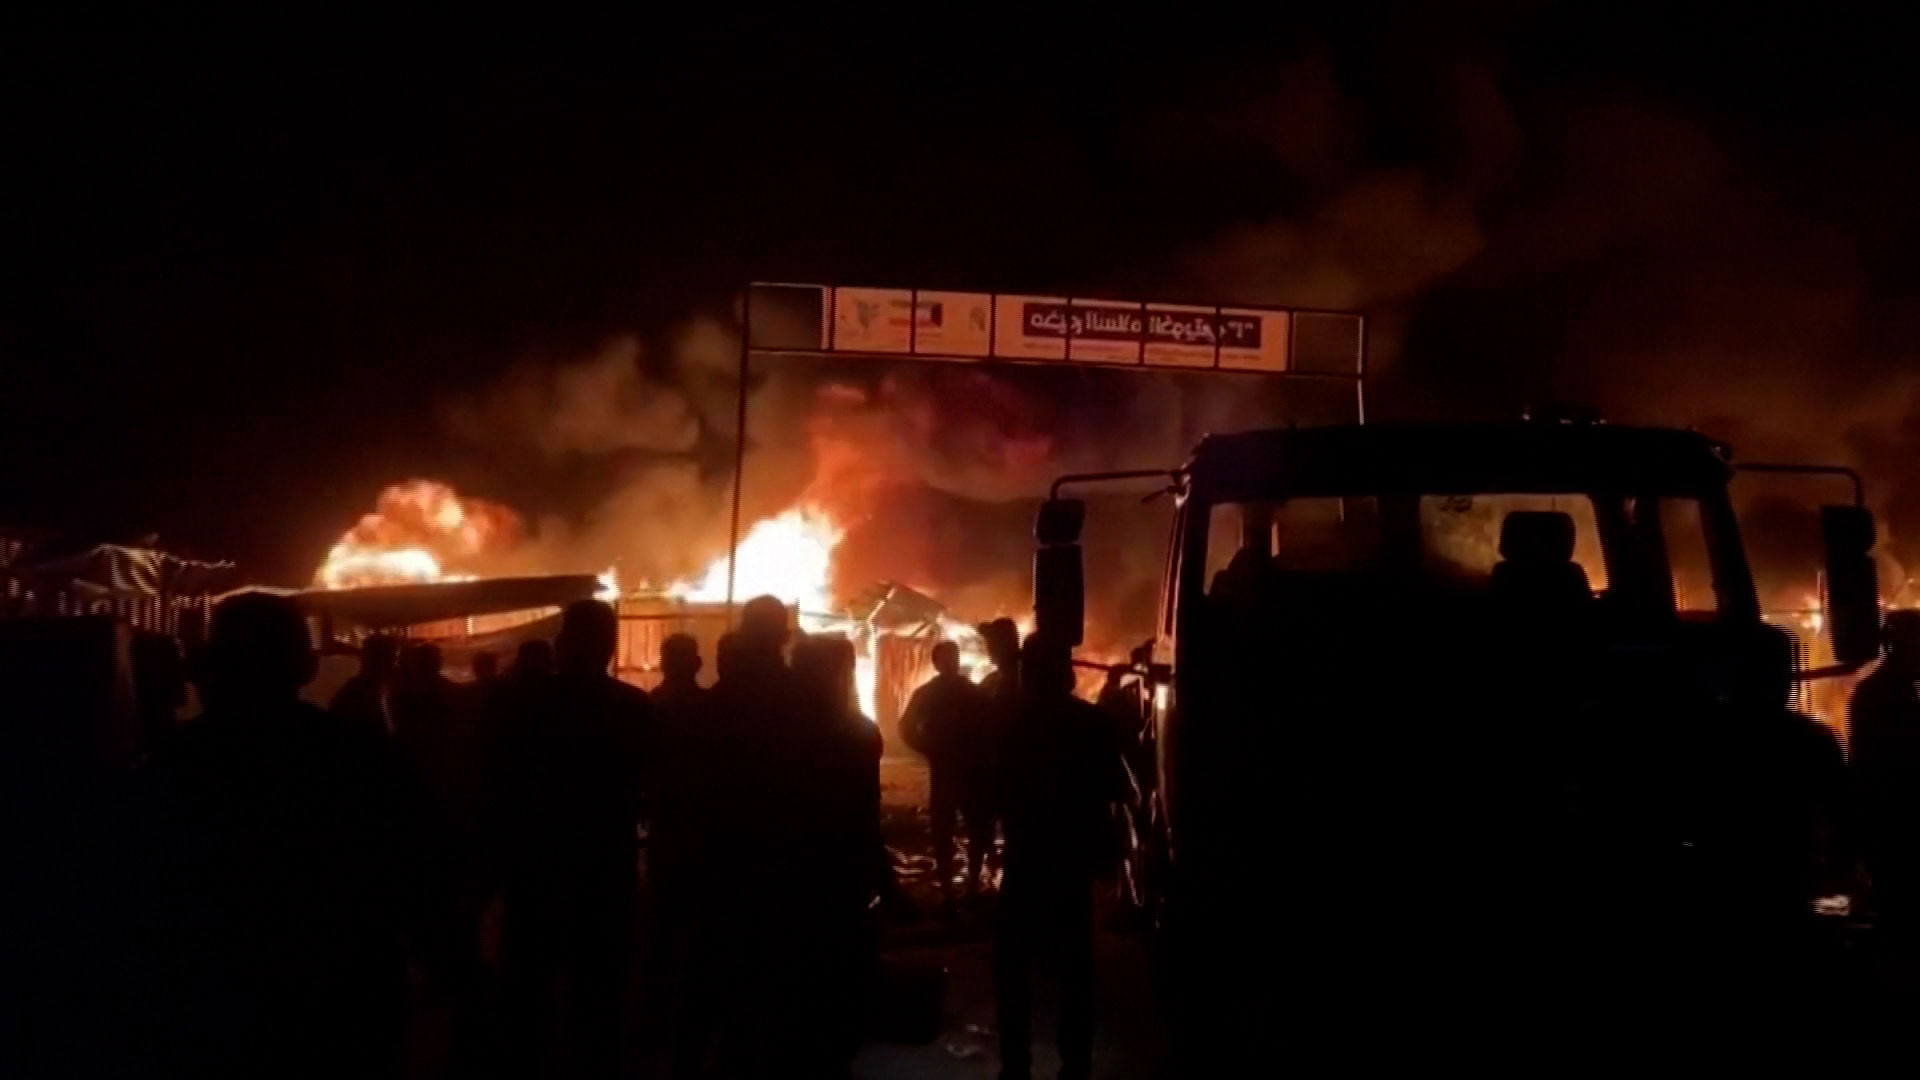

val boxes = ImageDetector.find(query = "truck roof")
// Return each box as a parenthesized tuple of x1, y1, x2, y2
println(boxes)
(1187, 422, 1732, 503)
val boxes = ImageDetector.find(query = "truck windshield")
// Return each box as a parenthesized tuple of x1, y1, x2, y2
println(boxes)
(1201, 491, 1726, 618)
(1206, 495, 1612, 595)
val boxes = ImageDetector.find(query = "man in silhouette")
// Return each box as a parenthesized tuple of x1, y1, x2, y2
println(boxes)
(1675, 624, 1849, 1014)
(1852, 612, 1920, 965)
(974, 618, 1022, 881)
(133, 593, 449, 1078)
(471, 649, 500, 685)
(391, 643, 454, 754)
(901, 640, 993, 903)
(696, 597, 807, 1074)
(645, 631, 718, 1078)
(511, 637, 554, 680)
(132, 630, 187, 761)
(497, 599, 652, 1077)
(652, 632, 705, 714)
(995, 633, 1126, 1080)
(330, 632, 399, 735)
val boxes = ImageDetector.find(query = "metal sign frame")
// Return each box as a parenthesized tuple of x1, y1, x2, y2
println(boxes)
(723, 282, 1368, 608)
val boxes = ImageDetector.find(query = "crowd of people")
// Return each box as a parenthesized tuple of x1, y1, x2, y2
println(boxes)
(9, 591, 1126, 1079)
(37, 577, 1920, 1074)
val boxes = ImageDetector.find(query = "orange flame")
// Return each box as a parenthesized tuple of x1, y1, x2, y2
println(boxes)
(315, 480, 521, 589)
(665, 505, 879, 720)
(665, 504, 843, 616)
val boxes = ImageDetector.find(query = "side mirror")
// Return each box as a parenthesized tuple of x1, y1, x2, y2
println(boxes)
(1822, 504, 1880, 668)
(1034, 498, 1087, 647)
(1036, 498, 1086, 546)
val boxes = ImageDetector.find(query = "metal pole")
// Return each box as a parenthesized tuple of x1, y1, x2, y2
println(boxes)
(726, 287, 752, 615)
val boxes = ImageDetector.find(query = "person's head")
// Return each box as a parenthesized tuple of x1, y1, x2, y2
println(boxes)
(1105, 662, 1129, 687)
(1725, 623, 1797, 711)
(513, 638, 554, 677)
(1021, 632, 1077, 699)
(1885, 610, 1920, 672)
(556, 599, 619, 675)
(739, 595, 793, 654)
(982, 618, 1021, 669)
(715, 632, 744, 683)
(471, 651, 499, 682)
(198, 592, 316, 711)
(400, 642, 443, 680)
(660, 633, 702, 683)
(360, 633, 399, 678)
(794, 633, 858, 715)
(931, 640, 960, 677)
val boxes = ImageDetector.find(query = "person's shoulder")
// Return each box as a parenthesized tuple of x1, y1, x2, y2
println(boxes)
(605, 675, 653, 712)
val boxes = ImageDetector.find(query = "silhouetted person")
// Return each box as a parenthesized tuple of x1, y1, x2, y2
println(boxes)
(901, 640, 993, 901)
(497, 600, 651, 1077)
(132, 630, 187, 760)
(995, 634, 1126, 1080)
(392, 642, 454, 750)
(645, 631, 718, 1078)
(1676, 624, 1848, 1010)
(131, 594, 449, 1078)
(653, 632, 705, 713)
(330, 632, 399, 735)
(972, 617, 1022, 883)
(693, 597, 811, 1075)
(472, 649, 500, 685)
(511, 637, 554, 680)
(1853, 611, 1920, 965)
(785, 633, 891, 1075)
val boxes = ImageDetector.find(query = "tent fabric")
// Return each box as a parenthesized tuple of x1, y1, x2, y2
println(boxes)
(291, 574, 600, 629)
(7, 543, 237, 600)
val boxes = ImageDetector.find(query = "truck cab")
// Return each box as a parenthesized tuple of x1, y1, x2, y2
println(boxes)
(1035, 419, 1877, 1056)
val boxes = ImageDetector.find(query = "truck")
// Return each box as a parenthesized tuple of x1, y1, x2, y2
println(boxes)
(1034, 418, 1877, 1059)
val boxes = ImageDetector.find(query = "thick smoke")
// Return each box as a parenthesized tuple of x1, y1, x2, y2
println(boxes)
(440, 317, 1326, 653)
(1164, 53, 1920, 606)
(437, 45, 1920, 640)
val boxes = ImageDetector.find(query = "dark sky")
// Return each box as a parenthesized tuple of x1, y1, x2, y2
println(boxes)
(7, 12, 1920, 581)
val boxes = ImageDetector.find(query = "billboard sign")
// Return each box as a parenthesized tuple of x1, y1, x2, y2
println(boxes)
(763, 283, 1340, 374)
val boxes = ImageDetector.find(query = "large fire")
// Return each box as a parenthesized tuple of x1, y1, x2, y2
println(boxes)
(316, 480, 519, 589)
(664, 505, 843, 615)
(316, 482, 897, 720)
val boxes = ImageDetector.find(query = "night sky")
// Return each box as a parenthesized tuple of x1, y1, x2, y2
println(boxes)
(8, 12, 1920, 582)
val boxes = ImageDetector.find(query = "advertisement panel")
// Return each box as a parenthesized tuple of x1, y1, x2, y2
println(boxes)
(1142, 304, 1222, 368)
(1217, 308, 1290, 372)
(803, 284, 1309, 374)
(994, 295, 1070, 360)
(831, 287, 913, 353)
(912, 290, 992, 357)
(1065, 301, 1145, 364)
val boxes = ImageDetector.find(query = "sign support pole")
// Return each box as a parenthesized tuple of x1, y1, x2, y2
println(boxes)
(726, 288, 752, 616)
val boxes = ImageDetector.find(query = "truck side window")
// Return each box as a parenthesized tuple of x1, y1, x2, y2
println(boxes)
(1658, 497, 1718, 616)
(1205, 498, 1384, 594)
